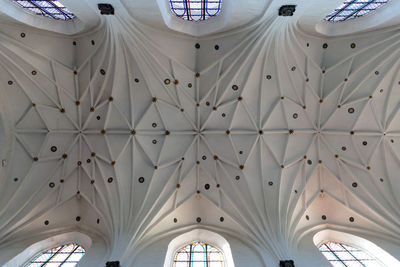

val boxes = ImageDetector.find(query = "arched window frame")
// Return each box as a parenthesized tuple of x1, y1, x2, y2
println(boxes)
(25, 243, 85, 266)
(169, 0, 222, 22)
(173, 241, 225, 267)
(319, 241, 382, 266)
(313, 230, 400, 267)
(324, 0, 390, 23)
(155, 0, 233, 36)
(4, 232, 92, 267)
(309, 0, 399, 37)
(11, 0, 76, 21)
(0, 0, 99, 35)
(163, 229, 235, 267)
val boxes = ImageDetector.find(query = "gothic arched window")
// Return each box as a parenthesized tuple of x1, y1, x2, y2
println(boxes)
(26, 243, 85, 266)
(325, 0, 389, 22)
(174, 242, 224, 267)
(319, 241, 383, 266)
(169, 0, 222, 21)
(11, 0, 75, 20)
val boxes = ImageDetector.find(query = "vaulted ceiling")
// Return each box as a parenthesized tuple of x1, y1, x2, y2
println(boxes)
(0, 0, 400, 266)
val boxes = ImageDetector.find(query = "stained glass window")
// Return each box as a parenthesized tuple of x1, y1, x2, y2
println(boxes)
(325, 0, 389, 22)
(169, 0, 222, 21)
(319, 242, 383, 267)
(12, 0, 75, 20)
(174, 242, 224, 267)
(25, 243, 85, 267)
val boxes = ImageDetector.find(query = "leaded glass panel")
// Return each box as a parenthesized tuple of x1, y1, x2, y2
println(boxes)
(174, 242, 224, 267)
(169, 0, 222, 21)
(319, 241, 383, 267)
(11, 0, 75, 20)
(25, 243, 85, 267)
(325, 0, 389, 22)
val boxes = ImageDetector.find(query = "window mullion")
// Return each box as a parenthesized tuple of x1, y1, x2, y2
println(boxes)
(325, 244, 348, 267)
(328, 0, 358, 21)
(47, 1, 72, 20)
(39, 245, 65, 267)
(184, 0, 190, 20)
(340, 244, 367, 267)
(27, 0, 57, 19)
(59, 245, 79, 267)
(202, 0, 205, 20)
(174, 242, 224, 267)
(189, 244, 193, 267)
(343, 0, 376, 20)
(205, 244, 208, 267)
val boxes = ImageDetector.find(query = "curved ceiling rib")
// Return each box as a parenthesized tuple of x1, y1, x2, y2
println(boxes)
(0, 2, 400, 266)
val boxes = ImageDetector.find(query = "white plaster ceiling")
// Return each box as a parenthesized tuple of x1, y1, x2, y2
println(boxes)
(0, 0, 400, 266)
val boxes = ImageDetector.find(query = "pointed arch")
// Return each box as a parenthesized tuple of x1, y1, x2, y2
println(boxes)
(163, 229, 235, 267)
(4, 232, 91, 267)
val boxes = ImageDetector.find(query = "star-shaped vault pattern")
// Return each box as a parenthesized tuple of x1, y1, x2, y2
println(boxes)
(0, 15, 400, 266)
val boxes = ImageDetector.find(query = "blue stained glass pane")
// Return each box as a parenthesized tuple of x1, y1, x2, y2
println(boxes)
(170, 0, 222, 21)
(325, 0, 389, 22)
(11, 0, 75, 20)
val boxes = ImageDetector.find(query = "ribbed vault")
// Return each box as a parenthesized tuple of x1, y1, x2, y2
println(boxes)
(0, 2, 400, 266)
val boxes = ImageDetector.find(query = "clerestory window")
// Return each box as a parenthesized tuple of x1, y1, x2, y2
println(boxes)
(169, 0, 222, 21)
(25, 243, 85, 267)
(174, 242, 224, 267)
(319, 241, 384, 267)
(325, 0, 389, 22)
(11, 0, 75, 20)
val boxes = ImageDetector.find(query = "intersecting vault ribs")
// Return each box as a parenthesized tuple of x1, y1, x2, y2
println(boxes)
(2, 18, 400, 262)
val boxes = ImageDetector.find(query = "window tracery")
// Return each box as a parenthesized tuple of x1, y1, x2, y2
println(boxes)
(169, 0, 222, 21)
(319, 241, 383, 266)
(26, 243, 85, 267)
(325, 0, 389, 22)
(12, 0, 75, 20)
(174, 242, 224, 267)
